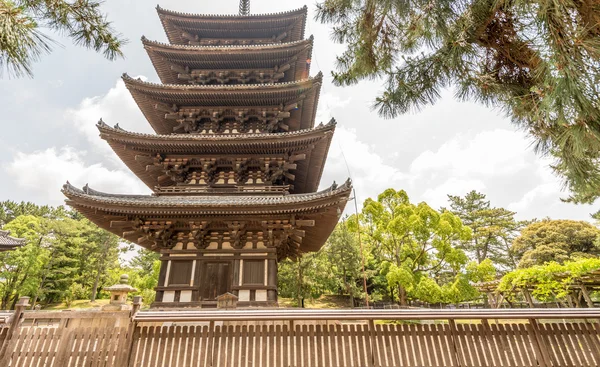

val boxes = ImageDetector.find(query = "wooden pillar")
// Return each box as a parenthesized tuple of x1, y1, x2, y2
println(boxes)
(580, 285, 594, 308)
(155, 258, 169, 302)
(522, 289, 535, 308)
(232, 259, 240, 297)
(0, 296, 29, 363)
(267, 259, 277, 302)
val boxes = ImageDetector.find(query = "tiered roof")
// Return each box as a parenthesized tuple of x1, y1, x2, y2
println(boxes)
(123, 73, 322, 134)
(156, 6, 308, 45)
(142, 37, 313, 84)
(98, 119, 334, 194)
(0, 230, 26, 251)
(62, 180, 351, 252)
(63, 4, 350, 257)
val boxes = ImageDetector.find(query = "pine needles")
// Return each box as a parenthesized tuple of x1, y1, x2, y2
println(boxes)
(316, 0, 600, 202)
(0, 0, 126, 78)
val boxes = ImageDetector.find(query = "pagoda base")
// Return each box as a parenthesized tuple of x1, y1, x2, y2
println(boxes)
(152, 239, 279, 309)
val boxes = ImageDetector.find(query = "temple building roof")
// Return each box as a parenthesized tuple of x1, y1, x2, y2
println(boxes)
(62, 179, 352, 253)
(157, 5, 307, 45)
(122, 73, 322, 134)
(142, 36, 313, 84)
(97, 119, 335, 194)
(0, 230, 26, 251)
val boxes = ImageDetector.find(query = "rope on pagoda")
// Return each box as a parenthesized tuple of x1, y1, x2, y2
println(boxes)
(239, 0, 250, 15)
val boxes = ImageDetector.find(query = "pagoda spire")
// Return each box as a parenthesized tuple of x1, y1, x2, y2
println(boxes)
(239, 0, 250, 15)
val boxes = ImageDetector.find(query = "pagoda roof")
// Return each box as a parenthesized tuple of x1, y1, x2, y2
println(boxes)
(97, 119, 335, 194)
(0, 230, 26, 251)
(156, 5, 307, 45)
(122, 73, 322, 134)
(142, 36, 313, 84)
(62, 179, 352, 252)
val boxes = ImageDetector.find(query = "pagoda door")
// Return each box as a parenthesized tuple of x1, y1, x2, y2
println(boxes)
(201, 261, 231, 301)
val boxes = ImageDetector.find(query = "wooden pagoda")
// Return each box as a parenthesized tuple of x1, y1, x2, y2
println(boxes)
(62, 4, 351, 308)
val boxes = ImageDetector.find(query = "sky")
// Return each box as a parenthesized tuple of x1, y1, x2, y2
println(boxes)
(0, 0, 596, 223)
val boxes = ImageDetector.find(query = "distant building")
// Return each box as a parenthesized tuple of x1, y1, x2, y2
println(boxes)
(0, 230, 26, 252)
(62, 3, 351, 308)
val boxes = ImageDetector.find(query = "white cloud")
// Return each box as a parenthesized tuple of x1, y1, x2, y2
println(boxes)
(64, 77, 153, 158)
(321, 127, 407, 208)
(5, 147, 150, 205)
(410, 129, 532, 178)
(421, 178, 487, 209)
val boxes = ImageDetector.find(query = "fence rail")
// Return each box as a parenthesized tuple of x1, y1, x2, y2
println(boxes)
(0, 297, 599, 366)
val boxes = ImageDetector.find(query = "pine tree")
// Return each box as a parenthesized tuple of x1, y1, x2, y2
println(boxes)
(1, 0, 126, 77)
(447, 190, 524, 269)
(316, 0, 600, 201)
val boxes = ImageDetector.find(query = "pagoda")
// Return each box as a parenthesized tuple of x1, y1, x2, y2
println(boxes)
(0, 230, 26, 252)
(62, 2, 351, 308)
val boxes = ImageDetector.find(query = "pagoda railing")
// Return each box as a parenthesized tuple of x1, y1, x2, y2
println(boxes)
(1, 297, 599, 366)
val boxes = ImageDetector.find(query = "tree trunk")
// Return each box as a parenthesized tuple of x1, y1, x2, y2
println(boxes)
(90, 239, 110, 302)
(90, 271, 101, 302)
(398, 285, 407, 306)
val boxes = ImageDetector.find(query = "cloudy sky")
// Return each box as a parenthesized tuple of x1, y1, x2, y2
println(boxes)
(0, 0, 595, 222)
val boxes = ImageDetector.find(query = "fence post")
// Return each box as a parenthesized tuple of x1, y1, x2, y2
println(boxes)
(0, 296, 29, 363)
(447, 319, 463, 367)
(526, 318, 550, 367)
(367, 319, 376, 367)
(122, 296, 142, 367)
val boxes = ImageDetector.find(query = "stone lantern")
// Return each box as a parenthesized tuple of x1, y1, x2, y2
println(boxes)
(102, 274, 138, 311)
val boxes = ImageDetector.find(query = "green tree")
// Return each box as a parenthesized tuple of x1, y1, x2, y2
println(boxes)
(448, 190, 523, 269)
(323, 218, 364, 305)
(0, 215, 48, 309)
(0, 200, 67, 226)
(316, 0, 600, 200)
(512, 219, 600, 268)
(1, 0, 126, 77)
(278, 251, 336, 307)
(360, 188, 471, 305)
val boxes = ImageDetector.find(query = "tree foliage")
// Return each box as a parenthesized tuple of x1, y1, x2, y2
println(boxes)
(512, 219, 600, 268)
(316, 0, 600, 201)
(359, 188, 472, 304)
(0, 0, 126, 77)
(498, 258, 600, 303)
(448, 190, 524, 269)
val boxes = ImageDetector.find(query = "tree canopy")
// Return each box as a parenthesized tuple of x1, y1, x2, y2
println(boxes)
(0, 0, 126, 77)
(512, 219, 600, 268)
(316, 0, 600, 202)
(448, 190, 523, 269)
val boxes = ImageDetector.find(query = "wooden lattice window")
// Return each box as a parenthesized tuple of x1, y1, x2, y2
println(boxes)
(242, 260, 265, 285)
(169, 261, 193, 285)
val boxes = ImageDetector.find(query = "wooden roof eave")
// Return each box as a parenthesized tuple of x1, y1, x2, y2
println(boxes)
(156, 5, 307, 45)
(122, 73, 323, 134)
(142, 37, 313, 84)
(62, 179, 351, 252)
(96, 120, 336, 193)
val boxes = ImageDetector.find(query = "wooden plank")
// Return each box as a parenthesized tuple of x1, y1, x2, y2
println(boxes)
(39, 327, 58, 367)
(239, 324, 248, 367)
(548, 322, 571, 367)
(560, 323, 582, 367)
(577, 323, 600, 366)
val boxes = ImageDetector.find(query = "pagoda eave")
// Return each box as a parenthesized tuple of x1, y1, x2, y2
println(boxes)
(97, 121, 334, 194)
(62, 180, 351, 253)
(142, 37, 313, 84)
(156, 5, 307, 45)
(0, 230, 26, 252)
(123, 73, 321, 134)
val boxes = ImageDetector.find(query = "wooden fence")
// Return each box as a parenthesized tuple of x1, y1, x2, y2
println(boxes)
(1, 297, 599, 366)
